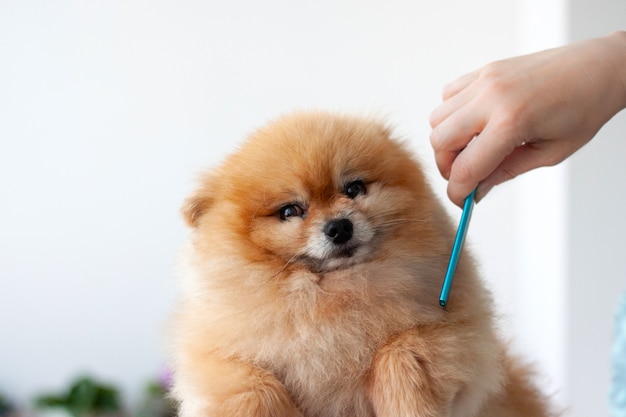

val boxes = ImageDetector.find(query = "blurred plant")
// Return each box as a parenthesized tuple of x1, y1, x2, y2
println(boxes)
(135, 368, 176, 417)
(0, 392, 15, 417)
(34, 376, 123, 417)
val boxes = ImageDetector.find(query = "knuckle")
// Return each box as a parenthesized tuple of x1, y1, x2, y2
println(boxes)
(429, 128, 442, 148)
(429, 108, 441, 128)
(480, 61, 505, 78)
(450, 155, 475, 184)
(479, 61, 510, 86)
(478, 62, 516, 100)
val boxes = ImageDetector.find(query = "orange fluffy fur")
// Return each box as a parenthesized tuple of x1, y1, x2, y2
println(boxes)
(171, 112, 555, 417)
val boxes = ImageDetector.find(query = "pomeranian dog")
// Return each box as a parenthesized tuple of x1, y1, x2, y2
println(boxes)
(171, 112, 554, 417)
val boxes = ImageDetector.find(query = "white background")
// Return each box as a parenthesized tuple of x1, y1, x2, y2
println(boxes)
(1, 1, 624, 416)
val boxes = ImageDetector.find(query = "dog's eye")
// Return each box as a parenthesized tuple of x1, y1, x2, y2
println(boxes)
(344, 180, 367, 199)
(278, 204, 305, 221)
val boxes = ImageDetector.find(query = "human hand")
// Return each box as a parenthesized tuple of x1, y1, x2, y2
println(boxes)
(429, 31, 626, 207)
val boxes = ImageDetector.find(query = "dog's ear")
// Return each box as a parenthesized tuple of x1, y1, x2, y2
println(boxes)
(181, 177, 215, 228)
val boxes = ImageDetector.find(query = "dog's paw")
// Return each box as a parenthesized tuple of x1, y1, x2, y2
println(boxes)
(367, 329, 461, 417)
(217, 388, 303, 417)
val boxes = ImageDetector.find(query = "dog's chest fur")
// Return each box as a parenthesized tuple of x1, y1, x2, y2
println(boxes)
(241, 267, 425, 417)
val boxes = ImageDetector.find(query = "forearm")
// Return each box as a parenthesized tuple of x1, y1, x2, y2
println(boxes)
(590, 31, 626, 120)
(604, 31, 626, 111)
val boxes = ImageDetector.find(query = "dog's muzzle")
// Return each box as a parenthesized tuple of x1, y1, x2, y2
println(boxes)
(324, 218, 353, 244)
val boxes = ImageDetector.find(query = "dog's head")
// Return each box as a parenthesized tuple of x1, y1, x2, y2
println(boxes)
(183, 112, 449, 274)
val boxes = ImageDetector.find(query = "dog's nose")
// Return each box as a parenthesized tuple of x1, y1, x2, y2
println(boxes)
(324, 218, 353, 244)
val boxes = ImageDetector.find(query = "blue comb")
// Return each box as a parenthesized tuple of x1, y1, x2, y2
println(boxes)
(439, 189, 476, 308)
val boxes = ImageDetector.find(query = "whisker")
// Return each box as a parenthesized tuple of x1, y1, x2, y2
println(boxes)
(256, 254, 300, 293)
(370, 217, 429, 227)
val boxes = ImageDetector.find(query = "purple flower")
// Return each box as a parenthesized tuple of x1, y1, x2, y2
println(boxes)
(158, 365, 174, 390)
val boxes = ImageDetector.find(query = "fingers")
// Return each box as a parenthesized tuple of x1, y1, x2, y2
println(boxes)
(430, 100, 487, 179)
(429, 65, 540, 206)
(474, 145, 545, 202)
(429, 70, 479, 129)
(441, 70, 479, 100)
(474, 138, 581, 202)
(445, 121, 520, 207)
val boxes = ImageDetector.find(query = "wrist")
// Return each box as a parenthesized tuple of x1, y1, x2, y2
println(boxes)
(604, 31, 626, 109)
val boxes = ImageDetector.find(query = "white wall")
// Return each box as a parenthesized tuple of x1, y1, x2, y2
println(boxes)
(0, 1, 623, 415)
(566, 1, 626, 416)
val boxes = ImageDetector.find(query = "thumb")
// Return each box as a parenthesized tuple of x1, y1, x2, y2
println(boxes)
(475, 144, 552, 202)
